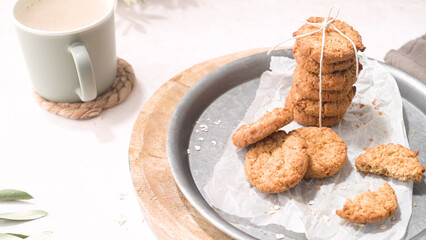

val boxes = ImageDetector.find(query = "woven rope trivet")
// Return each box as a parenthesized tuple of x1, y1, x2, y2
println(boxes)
(34, 58, 136, 120)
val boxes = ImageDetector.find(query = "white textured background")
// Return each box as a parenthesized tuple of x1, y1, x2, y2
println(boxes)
(0, 0, 425, 239)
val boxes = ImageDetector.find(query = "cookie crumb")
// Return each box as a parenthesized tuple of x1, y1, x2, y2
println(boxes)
(372, 100, 376, 105)
(379, 112, 383, 115)
(360, 113, 364, 117)
(195, 121, 200, 124)
(275, 233, 285, 239)
(264, 211, 267, 214)
(334, 185, 339, 190)
(356, 223, 365, 227)
(322, 215, 330, 222)
(356, 124, 360, 128)
(273, 200, 278, 203)
(391, 217, 397, 221)
(341, 186, 347, 190)
(369, 138, 373, 142)
(214, 120, 222, 125)
(211, 140, 217, 146)
(200, 124, 208, 132)
(98, 116, 103, 120)
(362, 147, 367, 151)
(119, 193, 127, 200)
(264, 233, 267, 235)
(360, 103, 365, 108)
(194, 146, 201, 151)
(187, 149, 191, 154)
(380, 224, 387, 230)
(311, 208, 318, 215)
(363, 122, 367, 125)
(413, 130, 416, 133)
(414, 203, 417, 207)
(309, 200, 314, 205)
(273, 205, 280, 210)
(317, 185, 321, 190)
(199, 137, 205, 141)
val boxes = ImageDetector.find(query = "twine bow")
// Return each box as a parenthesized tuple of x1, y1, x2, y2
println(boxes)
(269, 5, 359, 127)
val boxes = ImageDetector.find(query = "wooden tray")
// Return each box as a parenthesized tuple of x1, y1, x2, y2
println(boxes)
(128, 48, 275, 239)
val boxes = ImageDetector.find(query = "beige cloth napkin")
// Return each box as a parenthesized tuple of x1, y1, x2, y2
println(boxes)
(384, 34, 426, 84)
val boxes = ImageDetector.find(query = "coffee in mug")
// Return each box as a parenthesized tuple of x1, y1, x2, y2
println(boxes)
(16, 0, 109, 32)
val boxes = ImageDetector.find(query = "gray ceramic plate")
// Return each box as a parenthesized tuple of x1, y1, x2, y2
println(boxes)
(167, 49, 426, 240)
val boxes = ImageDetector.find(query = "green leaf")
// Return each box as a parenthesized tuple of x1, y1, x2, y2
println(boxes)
(0, 210, 47, 221)
(0, 190, 33, 201)
(0, 234, 24, 240)
(25, 232, 53, 240)
(4, 234, 28, 239)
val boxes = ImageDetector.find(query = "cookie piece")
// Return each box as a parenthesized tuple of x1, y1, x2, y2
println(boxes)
(295, 80, 355, 102)
(232, 108, 293, 148)
(293, 17, 365, 63)
(293, 44, 355, 74)
(292, 127, 347, 179)
(293, 107, 345, 127)
(355, 143, 425, 182)
(245, 131, 309, 193)
(284, 89, 294, 110)
(291, 85, 356, 117)
(293, 64, 360, 91)
(336, 183, 398, 223)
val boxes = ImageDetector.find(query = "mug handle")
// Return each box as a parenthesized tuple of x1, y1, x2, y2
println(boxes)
(68, 43, 97, 102)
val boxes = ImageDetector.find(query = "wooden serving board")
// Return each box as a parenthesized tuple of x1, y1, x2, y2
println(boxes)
(128, 48, 286, 239)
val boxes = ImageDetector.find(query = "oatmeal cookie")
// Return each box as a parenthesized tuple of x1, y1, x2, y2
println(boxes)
(336, 183, 398, 223)
(293, 17, 365, 63)
(293, 44, 355, 74)
(232, 108, 293, 148)
(284, 89, 294, 110)
(293, 64, 360, 91)
(295, 80, 355, 102)
(293, 107, 345, 127)
(245, 131, 309, 193)
(291, 85, 356, 117)
(355, 143, 425, 182)
(292, 127, 347, 179)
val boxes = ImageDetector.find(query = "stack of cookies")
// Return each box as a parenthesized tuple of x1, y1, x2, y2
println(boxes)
(287, 17, 366, 127)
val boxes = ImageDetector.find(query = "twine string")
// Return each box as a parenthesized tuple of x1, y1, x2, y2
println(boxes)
(268, 5, 359, 127)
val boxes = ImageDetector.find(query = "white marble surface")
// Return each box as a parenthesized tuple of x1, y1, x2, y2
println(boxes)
(0, 0, 424, 239)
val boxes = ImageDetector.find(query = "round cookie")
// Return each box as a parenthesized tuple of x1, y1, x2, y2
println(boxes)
(291, 85, 356, 117)
(293, 44, 355, 74)
(293, 107, 345, 127)
(294, 81, 355, 102)
(293, 17, 366, 63)
(293, 64, 360, 91)
(244, 130, 309, 193)
(292, 127, 347, 179)
(232, 107, 293, 148)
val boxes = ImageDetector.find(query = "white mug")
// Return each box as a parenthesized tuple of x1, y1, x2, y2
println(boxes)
(13, 0, 117, 102)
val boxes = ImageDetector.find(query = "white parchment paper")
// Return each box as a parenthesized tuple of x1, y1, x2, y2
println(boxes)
(204, 54, 412, 240)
